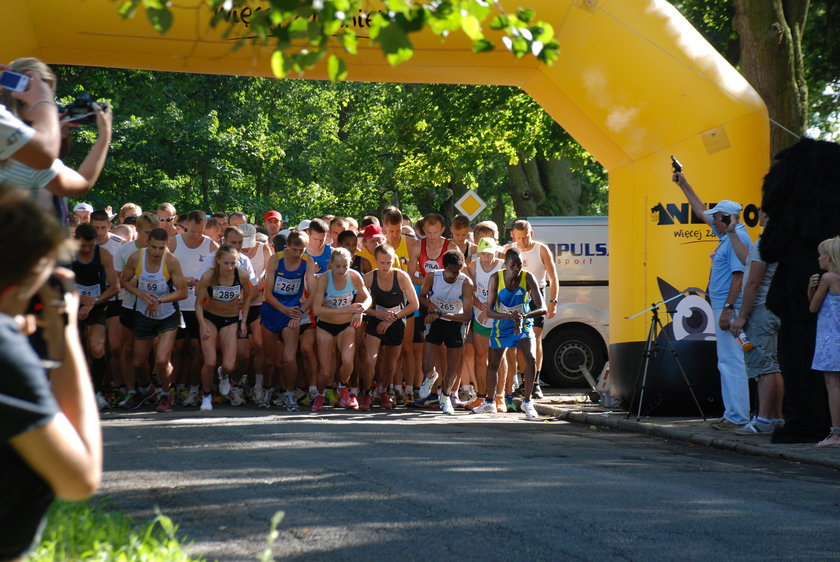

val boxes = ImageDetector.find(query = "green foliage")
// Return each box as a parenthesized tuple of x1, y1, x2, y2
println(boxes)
(56, 65, 607, 223)
(120, 0, 560, 80)
(256, 511, 286, 562)
(31, 499, 200, 561)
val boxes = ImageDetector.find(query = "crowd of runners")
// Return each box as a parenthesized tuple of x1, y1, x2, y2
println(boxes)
(68, 202, 560, 419)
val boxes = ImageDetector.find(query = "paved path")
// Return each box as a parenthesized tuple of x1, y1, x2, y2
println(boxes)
(99, 402, 840, 561)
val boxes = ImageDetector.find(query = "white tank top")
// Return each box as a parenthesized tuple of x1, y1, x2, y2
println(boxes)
(117, 242, 140, 309)
(248, 243, 268, 305)
(430, 270, 467, 322)
(173, 234, 213, 311)
(473, 260, 502, 328)
(135, 249, 176, 319)
(101, 235, 123, 302)
(519, 243, 548, 288)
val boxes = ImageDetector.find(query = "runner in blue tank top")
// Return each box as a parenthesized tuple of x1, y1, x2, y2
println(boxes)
(473, 248, 546, 419)
(260, 230, 317, 410)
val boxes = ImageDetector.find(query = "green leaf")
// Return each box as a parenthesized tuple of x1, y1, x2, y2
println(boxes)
(489, 14, 509, 30)
(338, 29, 358, 55)
(460, 15, 483, 41)
(375, 22, 414, 66)
(327, 54, 348, 81)
(472, 38, 494, 53)
(517, 8, 535, 23)
(146, 7, 173, 34)
(271, 50, 287, 78)
(118, 0, 139, 19)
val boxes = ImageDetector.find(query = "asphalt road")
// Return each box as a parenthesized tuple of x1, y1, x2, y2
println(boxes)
(99, 407, 840, 561)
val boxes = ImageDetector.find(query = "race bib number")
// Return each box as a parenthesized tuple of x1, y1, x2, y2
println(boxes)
(273, 276, 302, 296)
(326, 294, 354, 309)
(139, 280, 160, 294)
(432, 298, 461, 313)
(213, 284, 241, 303)
(75, 283, 101, 298)
(477, 285, 489, 299)
(499, 302, 524, 315)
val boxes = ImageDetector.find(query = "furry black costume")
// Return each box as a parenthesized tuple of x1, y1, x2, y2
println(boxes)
(760, 138, 840, 443)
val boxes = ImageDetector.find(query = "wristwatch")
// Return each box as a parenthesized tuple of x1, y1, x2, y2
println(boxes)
(723, 302, 734, 310)
(549, 299, 558, 304)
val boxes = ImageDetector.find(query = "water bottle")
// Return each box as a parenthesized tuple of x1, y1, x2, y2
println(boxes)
(737, 331, 754, 352)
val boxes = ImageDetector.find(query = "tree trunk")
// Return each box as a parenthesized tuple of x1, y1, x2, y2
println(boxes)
(508, 156, 582, 217)
(733, 0, 809, 155)
(491, 195, 507, 236)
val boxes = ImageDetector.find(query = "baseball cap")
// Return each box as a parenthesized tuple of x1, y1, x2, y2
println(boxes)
(240, 223, 257, 248)
(704, 200, 742, 216)
(297, 219, 311, 231)
(263, 210, 282, 222)
(363, 224, 385, 240)
(73, 202, 93, 213)
(476, 237, 497, 254)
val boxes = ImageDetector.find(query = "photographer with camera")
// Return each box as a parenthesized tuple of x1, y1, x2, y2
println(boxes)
(673, 166, 753, 430)
(0, 64, 60, 169)
(0, 189, 102, 560)
(0, 58, 112, 221)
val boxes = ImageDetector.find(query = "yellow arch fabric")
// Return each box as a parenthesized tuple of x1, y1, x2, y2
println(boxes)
(2, 0, 769, 350)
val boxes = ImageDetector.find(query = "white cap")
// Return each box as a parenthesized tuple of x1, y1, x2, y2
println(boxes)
(297, 219, 311, 231)
(73, 203, 93, 213)
(240, 223, 257, 248)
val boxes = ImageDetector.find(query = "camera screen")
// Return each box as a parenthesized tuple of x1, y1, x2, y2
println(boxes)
(0, 71, 29, 92)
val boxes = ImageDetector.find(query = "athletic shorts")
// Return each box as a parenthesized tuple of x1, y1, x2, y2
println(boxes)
(204, 310, 239, 331)
(472, 319, 492, 338)
(414, 308, 426, 343)
(79, 304, 107, 328)
(744, 304, 781, 379)
(366, 317, 406, 347)
(247, 304, 260, 325)
(424, 319, 466, 348)
(317, 320, 352, 337)
(176, 310, 200, 340)
(119, 306, 135, 330)
(106, 299, 122, 318)
(134, 311, 184, 340)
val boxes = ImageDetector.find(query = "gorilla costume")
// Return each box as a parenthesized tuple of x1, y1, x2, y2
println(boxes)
(760, 138, 840, 443)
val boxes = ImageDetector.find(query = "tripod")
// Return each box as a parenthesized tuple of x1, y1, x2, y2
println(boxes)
(625, 299, 707, 422)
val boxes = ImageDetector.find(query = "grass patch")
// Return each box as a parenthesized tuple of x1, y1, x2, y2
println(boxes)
(31, 498, 202, 562)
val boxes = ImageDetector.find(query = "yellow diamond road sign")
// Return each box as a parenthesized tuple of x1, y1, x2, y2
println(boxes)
(455, 190, 487, 220)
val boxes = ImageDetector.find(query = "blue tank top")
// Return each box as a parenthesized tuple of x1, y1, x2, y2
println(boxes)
(271, 252, 309, 308)
(491, 270, 533, 338)
(323, 270, 356, 309)
(306, 244, 332, 273)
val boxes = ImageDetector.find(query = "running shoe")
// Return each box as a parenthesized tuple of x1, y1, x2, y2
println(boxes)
(412, 393, 439, 409)
(532, 383, 544, 400)
(95, 392, 109, 411)
(359, 394, 372, 411)
(402, 390, 414, 407)
(312, 394, 326, 412)
(451, 392, 466, 408)
(464, 396, 485, 411)
(257, 389, 272, 409)
(229, 386, 245, 406)
(347, 393, 359, 410)
(156, 393, 174, 412)
(471, 400, 497, 414)
(393, 389, 405, 406)
(381, 391, 394, 410)
(181, 385, 201, 406)
(418, 369, 439, 400)
(252, 386, 265, 404)
(495, 395, 506, 413)
(458, 386, 476, 404)
(285, 391, 300, 412)
(120, 385, 157, 410)
(325, 388, 340, 406)
(521, 399, 539, 419)
(299, 391, 315, 407)
(440, 395, 455, 415)
(734, 417, 775, 435)
(339, 387, 353, 408)
(272, 390, 285, 406)
(293, 388, 306, 402)
(218, 368, 231, 396)
(505, 394, 518, 412)
(200, 393, 213, 411)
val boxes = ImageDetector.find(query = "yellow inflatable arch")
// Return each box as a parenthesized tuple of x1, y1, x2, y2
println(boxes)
(3, 0, 769, 409)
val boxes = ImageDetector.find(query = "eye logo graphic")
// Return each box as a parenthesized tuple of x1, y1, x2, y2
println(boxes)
(656, 277, 715, 342)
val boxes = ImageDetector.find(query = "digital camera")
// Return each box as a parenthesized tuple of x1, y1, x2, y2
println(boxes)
(59, 93, 108, 125)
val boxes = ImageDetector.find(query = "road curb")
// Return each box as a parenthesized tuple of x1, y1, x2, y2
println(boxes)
(535, 403, 840, 471)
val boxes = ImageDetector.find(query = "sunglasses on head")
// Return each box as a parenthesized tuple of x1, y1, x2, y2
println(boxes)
(161, 217, 175, 222)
